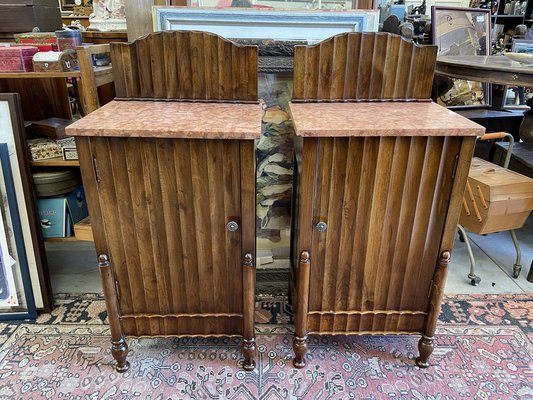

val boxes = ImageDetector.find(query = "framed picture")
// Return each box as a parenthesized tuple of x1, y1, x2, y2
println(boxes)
(0, 94, 52, 312)
(153, 8, 379, 40)
(504, 39, 533, 108)
(432, 6, 492, 108)
(0, 143, 36, 320)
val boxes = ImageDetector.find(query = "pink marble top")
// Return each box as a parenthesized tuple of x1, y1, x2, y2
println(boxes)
(66, 100, 263, 139)
(288, 102, 485, 137)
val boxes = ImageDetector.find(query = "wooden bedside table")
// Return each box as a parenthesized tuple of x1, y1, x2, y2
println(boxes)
(66, 31, 261, 372)
(288, 32, 485, 369)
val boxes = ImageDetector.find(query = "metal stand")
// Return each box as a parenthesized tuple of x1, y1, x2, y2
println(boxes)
(459, 133, 525, 285)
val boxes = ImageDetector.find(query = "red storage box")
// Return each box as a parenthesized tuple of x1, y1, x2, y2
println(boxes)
(0, 46, 38, 72)
(15, 32, 59, 52)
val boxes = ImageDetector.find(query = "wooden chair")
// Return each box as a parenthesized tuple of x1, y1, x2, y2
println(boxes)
(76, 44, 115, 115)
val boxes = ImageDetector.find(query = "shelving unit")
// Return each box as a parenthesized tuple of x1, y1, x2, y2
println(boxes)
(0, 66, 112, 83)
(30, 157, 80, 167)
(0, 44, 114, 311)
(491, 0, 533, 31)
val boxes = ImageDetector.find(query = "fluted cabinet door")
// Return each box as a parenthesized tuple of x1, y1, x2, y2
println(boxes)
(84, 137, 243, 337)
(303, 136, 462, 335)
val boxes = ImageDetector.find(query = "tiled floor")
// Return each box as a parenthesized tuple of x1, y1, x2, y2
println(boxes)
(46, 216, 533, 296)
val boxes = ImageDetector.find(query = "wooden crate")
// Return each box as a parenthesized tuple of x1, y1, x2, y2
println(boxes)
(73, 216, 93, 242)
(460, 157, 533, 234)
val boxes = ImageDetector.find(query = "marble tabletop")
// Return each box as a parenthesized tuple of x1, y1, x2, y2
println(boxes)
(436, 55, 533, 87)
(288, 101, 485, 137)
(67, 100, 263, 140)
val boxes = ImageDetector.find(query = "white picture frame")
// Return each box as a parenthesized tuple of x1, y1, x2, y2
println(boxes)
(152, 8, 379, 41)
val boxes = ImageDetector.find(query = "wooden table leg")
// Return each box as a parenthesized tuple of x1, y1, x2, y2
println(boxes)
(293, 251, 310, 368)
(99, 254, 129, 373)
(416, 251, 450, 368)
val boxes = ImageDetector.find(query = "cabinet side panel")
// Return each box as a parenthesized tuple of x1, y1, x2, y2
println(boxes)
(92, 137, 243, 336)
(307, 136, 462, 333)
(89, 137, 142, 334)
(240, 140, 255, 340)
(76, 137, 108, 255)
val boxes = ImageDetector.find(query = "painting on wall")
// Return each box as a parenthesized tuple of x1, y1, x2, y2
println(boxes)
(432, 6, 492, 108)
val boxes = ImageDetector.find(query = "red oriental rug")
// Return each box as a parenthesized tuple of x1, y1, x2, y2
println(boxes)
(0, 293, 531, 399)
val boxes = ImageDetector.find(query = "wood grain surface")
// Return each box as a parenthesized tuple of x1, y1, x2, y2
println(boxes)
(292, 32, 438, 102)
(111, 30, 258, 102)
(291, 33, 473, 368)
(83, 137, 245, 337)
(301, 136, 463, 333)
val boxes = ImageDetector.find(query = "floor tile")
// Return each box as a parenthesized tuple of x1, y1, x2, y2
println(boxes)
(447, 236, 525, 294)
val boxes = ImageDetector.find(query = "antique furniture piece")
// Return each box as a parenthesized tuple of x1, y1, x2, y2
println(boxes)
(152, 8, 380, 277)
(459, 152, 533, 283)
(289, 32, 485, 368)
(66, 31, 261, 372)
(436, 55, 533, 88)
(32, 50, 77, 73)
(0, 0, 62, 33)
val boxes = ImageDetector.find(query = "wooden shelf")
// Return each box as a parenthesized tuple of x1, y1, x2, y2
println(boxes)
(93, 65, 114, 87)
(30, 157, 79, 167)
(492, 14, 525, 18)
(44, 236, 79, 242)
(0, 65, 112, 81)
(0, 71, 81, 79)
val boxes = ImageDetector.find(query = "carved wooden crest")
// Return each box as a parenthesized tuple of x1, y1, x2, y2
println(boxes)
(292, 32, 438, 102)
(110, 30, 258, 102)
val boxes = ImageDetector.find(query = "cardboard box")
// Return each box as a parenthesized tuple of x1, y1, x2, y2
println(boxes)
(37, 186, 88, 238)
(74, 216, 93, 242)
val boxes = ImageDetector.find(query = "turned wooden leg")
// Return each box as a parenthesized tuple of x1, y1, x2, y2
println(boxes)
(99, 254, 130, 373)
(242, 253, 256, 371)
(293, 251, 310, 369)
(415, 335, 434, 368)
(242, 338, 256, 371)
(293, 335, 308, 368)
(416, 251, 450, 369)
(111, 336, 130, 373)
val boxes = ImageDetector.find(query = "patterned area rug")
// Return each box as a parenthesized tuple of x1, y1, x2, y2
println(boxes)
(0, 294, 531, 399)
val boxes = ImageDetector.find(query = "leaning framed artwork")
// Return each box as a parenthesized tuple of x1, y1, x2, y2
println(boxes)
(0, 93, 51, 312)
(432, 6, 492, 108)
(0, 143, 36, 320)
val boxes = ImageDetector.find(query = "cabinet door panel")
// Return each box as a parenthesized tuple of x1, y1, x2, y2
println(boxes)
(91, 137, 243, 322)
(308, 136, 462, 332)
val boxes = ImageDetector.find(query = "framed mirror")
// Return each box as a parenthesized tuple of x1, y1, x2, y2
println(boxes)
(432, 6, 492, 108)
